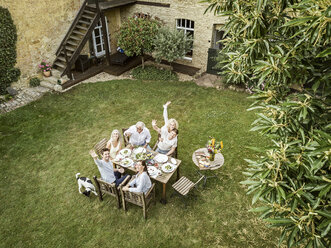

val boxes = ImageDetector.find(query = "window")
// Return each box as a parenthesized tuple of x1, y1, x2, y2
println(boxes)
(176, 19, 194, 60)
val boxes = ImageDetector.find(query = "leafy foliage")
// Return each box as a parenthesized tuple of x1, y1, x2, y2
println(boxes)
(203, 0, 330, 92)
(131, 65, 178, 81)
(204, 0, 331, 247)
(117, 16, 160, 68)
(153, 27, 193, 63)
(29, 77, 41, 87)
(0, 7, 20, 94)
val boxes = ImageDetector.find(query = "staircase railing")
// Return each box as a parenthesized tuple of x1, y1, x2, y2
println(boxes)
(62, 10, 101, 77)
(55, 0, 89, 56)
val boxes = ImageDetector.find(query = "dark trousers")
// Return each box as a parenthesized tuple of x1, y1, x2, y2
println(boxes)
(114, 172, 128, 186)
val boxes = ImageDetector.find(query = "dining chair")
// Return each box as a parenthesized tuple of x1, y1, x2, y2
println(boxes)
(171, 176, 204, 207)
(121, 128, 129, 147)
(94, 138, 107, 157)
(93, 175, 131, 209)
(119, 180, 156, 219)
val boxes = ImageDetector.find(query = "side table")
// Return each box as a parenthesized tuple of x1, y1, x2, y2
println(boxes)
(192, 148, 224, 186)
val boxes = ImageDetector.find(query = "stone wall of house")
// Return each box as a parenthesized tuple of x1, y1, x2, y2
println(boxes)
(0, 0, 82, 88)
(120, 0, 227, 71)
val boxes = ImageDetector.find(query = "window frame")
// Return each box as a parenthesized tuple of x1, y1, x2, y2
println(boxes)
(176, 18, 195, 61)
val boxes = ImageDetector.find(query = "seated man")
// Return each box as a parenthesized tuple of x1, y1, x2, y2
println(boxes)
(124, 121, 151, 149)
(89, 148, 129, 186)
(152, 119, 178, 156)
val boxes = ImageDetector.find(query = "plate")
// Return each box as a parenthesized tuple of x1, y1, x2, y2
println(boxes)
(170, 158, 177, 164)
(119, 149, 131, 157)
(120, 158, 133, 167)
(134, 152, 148, 161)
(161, 163, 176, 173)
(115, 154, 124, 161)
(133, 147, 146, 154)
(154, 154, 168, 163)
(147, 166, 161, 177)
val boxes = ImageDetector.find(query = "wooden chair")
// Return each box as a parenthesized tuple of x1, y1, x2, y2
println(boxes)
(121, 128, 129, 147)
(120, 181, 156, 219)
(93, 175, 130, 209)
(94, 138, 107, 157)
(171, 176, 204, 206)
(153, 133, 178, 158)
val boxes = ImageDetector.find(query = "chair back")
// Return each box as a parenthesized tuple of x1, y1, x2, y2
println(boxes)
(94, 138, 107, 157)
(121, 128, 129, 147)
(120, 182, 156, 219)
(93, 176, 121, 208)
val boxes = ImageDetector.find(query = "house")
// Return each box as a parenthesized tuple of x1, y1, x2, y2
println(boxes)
(2, 0, 226, 89)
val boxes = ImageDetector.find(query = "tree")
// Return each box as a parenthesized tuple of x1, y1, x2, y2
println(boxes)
(0, 7, 20, 94)
(153, 27, 193, 64)
(204, 0, 331, 247)
(117, 16, 160, 69)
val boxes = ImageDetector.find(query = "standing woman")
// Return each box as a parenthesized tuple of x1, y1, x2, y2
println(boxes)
(122, 160, 152, 194)
(106, 129, 123, 160)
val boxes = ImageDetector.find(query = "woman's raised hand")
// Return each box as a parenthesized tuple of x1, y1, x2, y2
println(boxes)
(163, 101, 171, 108)
(152, 119, 157, 126)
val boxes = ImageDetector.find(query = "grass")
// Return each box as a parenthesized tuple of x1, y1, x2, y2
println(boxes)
(132, 65, 178, 81)
(0, 79, 281, 248)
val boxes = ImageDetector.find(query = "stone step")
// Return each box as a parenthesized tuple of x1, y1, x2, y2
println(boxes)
(44, 76, 58, 84)
(52, 69, 62, 77)
(40, 81, 55, 90)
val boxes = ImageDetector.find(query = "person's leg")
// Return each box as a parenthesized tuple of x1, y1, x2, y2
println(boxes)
(115, 174, 129, 186)
(114, 171, 121, 180)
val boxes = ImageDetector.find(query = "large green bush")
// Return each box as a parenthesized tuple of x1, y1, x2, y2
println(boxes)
(153, 27, 193, 64)
(205, 0, 330, 247)
(117, 16, 160, 69)
(131, 65, 178, 81)
(0, 7, 20, 94)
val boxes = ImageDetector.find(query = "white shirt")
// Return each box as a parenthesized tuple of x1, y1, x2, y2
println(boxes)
(158, 125, 177, 151)
(124, 125, 151, 146)
(129, 172, 152, 194)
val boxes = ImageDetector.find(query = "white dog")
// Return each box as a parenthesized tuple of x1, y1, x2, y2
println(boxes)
(76, 173, 97, 197)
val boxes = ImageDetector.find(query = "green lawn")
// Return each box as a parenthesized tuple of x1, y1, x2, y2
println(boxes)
(0, 79, 281, 248)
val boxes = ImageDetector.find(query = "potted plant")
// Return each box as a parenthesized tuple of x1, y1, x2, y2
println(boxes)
(39, 60, 52, 77)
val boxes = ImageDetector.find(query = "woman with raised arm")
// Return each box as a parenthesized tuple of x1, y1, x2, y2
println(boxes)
(106, 129, 123, 160)
(122, 160, 152, 194)
(152, 101, 179, 156)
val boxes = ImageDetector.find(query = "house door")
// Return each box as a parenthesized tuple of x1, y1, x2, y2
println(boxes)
(92, 17, 110, 58)
(206, 25, 225, 75)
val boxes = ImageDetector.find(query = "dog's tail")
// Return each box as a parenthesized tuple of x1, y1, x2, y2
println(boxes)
(76, 173, 80, 180)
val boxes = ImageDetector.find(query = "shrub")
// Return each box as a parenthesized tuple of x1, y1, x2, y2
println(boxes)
(0, 7, 20, 94)
(117, 15, 160, 69)
(131, 65, 178, 81)
(153, 27, 193, 64)
(29, 77, 41, 87)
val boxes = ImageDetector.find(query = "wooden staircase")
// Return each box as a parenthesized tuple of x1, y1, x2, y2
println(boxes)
(53, 0, 102, 78)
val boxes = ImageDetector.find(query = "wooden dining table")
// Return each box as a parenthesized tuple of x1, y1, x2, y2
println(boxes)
(112, 150, 181, 204)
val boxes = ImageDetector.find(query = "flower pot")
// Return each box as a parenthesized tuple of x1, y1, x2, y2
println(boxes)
(43, 71, 51, 77)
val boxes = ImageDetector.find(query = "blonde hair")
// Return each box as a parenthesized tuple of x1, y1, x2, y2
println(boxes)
(110, 129, 121, 142)
(167, 118, 179, 130)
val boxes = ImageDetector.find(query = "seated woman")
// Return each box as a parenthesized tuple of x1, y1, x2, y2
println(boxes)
(106, 129, 123, 160)
(152, 101, 179, 156)
(122, 161, 151, 194)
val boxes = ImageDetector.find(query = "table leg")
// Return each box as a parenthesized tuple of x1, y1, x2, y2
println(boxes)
(160, 183, 167, 204)
(176, 166, 180, 181)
